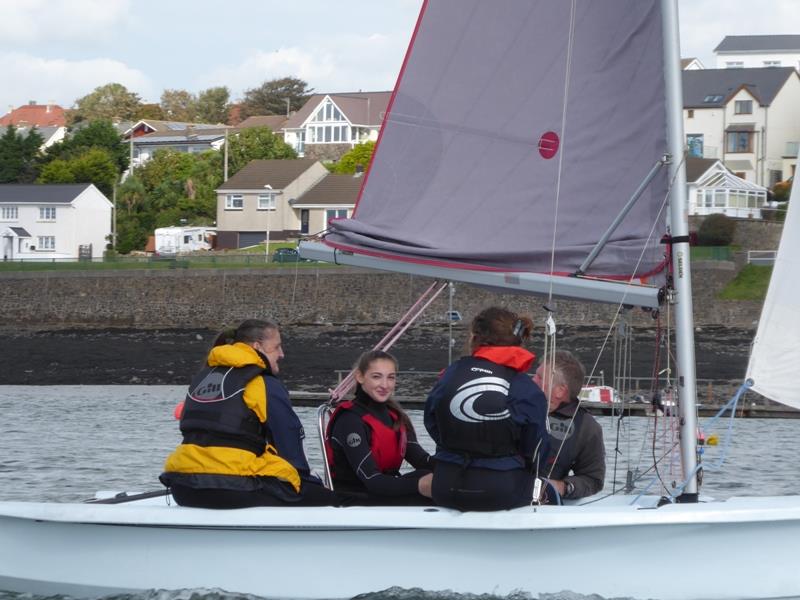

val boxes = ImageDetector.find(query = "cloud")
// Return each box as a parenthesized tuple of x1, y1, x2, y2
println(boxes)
(201, 32, 411, 99)
(0, 0, 131, 45)
(0, 53, 155, 111)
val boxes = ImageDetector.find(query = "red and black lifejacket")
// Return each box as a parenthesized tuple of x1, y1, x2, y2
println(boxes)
(324, 401, 406, 479)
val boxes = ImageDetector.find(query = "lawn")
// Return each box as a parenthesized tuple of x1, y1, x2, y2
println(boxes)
(719, 264, 773, 301)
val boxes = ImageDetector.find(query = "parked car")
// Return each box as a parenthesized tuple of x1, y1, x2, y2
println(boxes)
(272, 247, 306, 263)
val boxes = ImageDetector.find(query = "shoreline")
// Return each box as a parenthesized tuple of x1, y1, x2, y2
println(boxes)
(2, 324, 754, 386)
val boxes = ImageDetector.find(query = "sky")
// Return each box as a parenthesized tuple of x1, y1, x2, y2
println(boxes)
(1, 0, 798, 114)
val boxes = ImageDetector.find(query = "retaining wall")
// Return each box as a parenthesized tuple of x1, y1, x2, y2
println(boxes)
(0, 263, 762, 330)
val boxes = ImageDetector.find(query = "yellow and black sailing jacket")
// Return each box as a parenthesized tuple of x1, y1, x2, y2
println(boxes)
(161, 343, 301, 493)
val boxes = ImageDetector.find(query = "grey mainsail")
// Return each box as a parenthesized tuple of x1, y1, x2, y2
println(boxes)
(306, 0, 672, 306)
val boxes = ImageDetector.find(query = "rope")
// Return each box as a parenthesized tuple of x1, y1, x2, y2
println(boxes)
(545, 0, 577, 304)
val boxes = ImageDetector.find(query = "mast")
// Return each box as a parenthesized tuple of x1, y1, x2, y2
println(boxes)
(662, 0, 699, 500)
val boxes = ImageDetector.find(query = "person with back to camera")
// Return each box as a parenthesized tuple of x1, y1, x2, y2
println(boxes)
(534, 350, 605, 501)
(160, 319, 339, 508)
(325, 350, 433, 505)
(424, 306, 549, 511)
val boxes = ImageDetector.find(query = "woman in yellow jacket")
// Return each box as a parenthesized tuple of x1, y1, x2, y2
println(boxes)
(160, 319, 336, 508)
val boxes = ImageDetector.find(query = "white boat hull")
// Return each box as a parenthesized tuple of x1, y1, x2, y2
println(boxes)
(1, 495, 800, 600)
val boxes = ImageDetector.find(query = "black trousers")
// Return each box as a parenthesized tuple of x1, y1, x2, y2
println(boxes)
(170, 479, 341, 509)
(431, 461, 535, 511)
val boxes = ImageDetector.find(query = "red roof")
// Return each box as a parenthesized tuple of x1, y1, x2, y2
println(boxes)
(0, 103, 66, 127)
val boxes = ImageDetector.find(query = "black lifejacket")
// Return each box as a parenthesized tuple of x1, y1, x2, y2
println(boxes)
(435, 356, 522, 458)
(180, 363, 267, 455)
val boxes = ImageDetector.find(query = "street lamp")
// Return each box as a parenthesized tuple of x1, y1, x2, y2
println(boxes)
(264, 184, 272, 262)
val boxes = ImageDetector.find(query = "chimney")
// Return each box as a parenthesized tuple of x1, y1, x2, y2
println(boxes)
(28, 100, 36, 106)
(47, 100, 54, 113)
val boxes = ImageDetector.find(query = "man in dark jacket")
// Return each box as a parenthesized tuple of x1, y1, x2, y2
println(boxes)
(534, 350, 605, 501)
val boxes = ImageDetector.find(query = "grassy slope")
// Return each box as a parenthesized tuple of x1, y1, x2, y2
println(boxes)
(719, 264, 773, 301)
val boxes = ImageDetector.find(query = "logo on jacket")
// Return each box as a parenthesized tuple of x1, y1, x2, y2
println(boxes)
(346, 433, 362, 447)
(449, 377, 511, 423)
(188, 370, 227, 402)
(548, 416, 575, 440)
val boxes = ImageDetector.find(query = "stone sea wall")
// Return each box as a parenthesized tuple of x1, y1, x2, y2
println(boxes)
(0, 262, 762, 331)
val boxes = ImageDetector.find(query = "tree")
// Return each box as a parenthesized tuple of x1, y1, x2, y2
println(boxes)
(331, 141, 375, 174)
(227, 126, 297, 174)
(38, 148, 118, 197)
(195, 86, 231, 124)
(160, 89, 196, 122)
(0, 125, 43, 183)
(697, 213, 736, 246)
(44, 120, 129, 174)
(240, 77, 313, 118)
(137, 103, 166, 120)
(69, 83, 142, 125)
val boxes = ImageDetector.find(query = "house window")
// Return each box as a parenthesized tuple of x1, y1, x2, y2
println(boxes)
(725, 61, 744, 68)
(686, 134, 704, 158)
(225, 194, 243, 210)
(258, 193, 276, 210)
(1, 206, 18, 220)
(726, 131, 753, 153)
(39, 206, 56, 220)
(734, 100, 753, 114)
(703, 94, 724, 103)
(769, 170, 783, 187)
(307, 98, 350, 144)
(37, 236, 55, 251)
(308, 124, 350, 144)
(763, 60, 781, 67)
(687, 109, 694, 119)
(326, 209, 348, 222)
(183, 235, 191, 244)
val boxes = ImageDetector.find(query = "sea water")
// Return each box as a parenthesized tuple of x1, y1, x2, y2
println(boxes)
(1, 385, 799, 600)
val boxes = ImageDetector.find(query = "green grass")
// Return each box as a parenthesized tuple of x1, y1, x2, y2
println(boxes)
(0, 254, 338, 272)
(691, 246, 734, 261)
(719, 264, 773, 301)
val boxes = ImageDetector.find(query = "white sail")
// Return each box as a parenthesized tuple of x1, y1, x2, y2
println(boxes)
(746, 156, 800, 409)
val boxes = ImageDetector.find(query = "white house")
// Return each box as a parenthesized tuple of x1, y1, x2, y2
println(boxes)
(714, 35, 800, 70)
(682, 67, 800, 187)
(282, 92, 391, 161)
(686, 157, 769, 219)
(0, 125, 66, 150)
(154, 226, 216, 255)
(0, 184, 112, 260)
(682, 57, 705, 70)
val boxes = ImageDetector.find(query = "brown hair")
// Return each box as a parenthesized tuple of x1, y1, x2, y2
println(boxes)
(469, 306, 534, 351)
(213, 319, 279, 347)
(354, 350, 413, 433)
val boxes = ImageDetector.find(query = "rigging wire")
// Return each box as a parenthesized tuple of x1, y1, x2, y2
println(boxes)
(545, 0, 577, 305)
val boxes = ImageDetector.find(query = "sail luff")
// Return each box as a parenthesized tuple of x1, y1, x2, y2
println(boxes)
(662, 0, 699, 498)
(745, 148, 800, 409)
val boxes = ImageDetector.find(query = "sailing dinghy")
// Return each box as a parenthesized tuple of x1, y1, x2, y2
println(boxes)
(2, 1, 800, 599)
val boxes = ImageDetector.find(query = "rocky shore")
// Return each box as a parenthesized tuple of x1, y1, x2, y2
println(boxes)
(0, 324, 755, 391)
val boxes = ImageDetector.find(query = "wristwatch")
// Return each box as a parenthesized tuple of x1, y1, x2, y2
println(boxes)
(565, 480, 575, 498)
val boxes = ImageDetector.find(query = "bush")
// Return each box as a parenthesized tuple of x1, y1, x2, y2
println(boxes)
(697, 213, 736, 246)
(772, 179, 792, 203)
